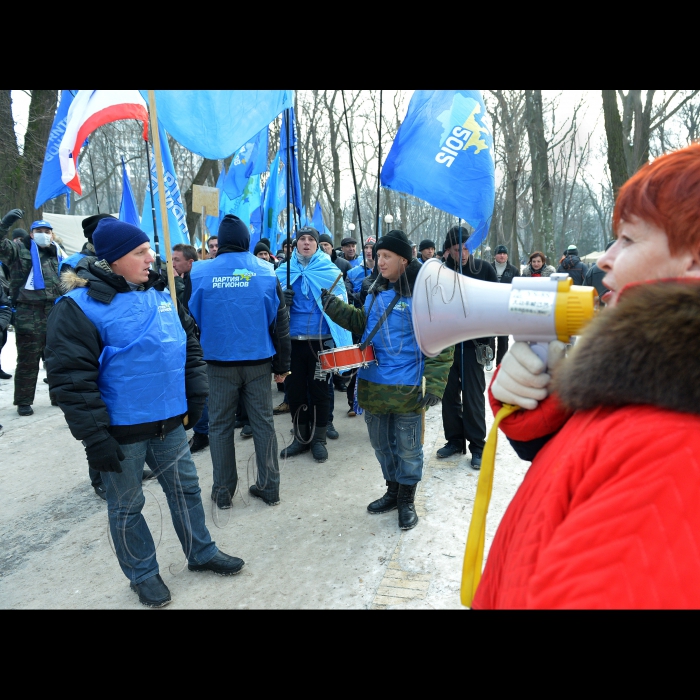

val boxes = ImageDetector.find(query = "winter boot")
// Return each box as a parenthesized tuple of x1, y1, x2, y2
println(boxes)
(0, 368, 11, 380)
(311, 426, 328, 463)
(367, 481, 399, 514)
(397, 483, 419, 530)
(280, 422, 311, 459)
(326, 422, 339, 439)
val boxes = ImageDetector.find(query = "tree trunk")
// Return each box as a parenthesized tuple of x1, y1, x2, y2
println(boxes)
(525, 90, 555, 262)
(601, 90, 628, 193)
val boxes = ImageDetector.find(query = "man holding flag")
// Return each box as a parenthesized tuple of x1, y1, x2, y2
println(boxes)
(0, 209, 65, 416)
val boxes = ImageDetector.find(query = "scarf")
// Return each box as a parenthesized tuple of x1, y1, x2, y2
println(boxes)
(494, 260, 507, 280)
(25, 240, 65, 290)
(276, 247, 352, 349)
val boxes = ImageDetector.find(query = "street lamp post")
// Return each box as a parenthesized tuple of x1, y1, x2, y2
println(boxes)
(384, 214, 393, 237)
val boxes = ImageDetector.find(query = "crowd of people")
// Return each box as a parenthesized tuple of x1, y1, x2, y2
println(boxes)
(2, 142, 699, 609)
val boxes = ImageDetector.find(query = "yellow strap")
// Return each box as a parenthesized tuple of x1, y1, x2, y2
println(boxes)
(460, 403, 521, 607)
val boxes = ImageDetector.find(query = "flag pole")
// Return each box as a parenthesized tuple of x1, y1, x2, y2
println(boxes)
(285, 109, 292, 290)
(341, 90, 366, 277)
(144, 138, 161, 270)
(87, 148, 101, 214)
(375, 90, 383, 239)
(147, 90, 178, 306)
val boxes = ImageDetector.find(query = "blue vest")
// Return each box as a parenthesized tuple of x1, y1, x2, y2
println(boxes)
(358, 289, 424, 386)
(60, 251, 87, 272)
(347, 264, 372, 293)
(64, 287, 187, 426)
(288, 274, 331, 337)
(189, 252, 279, 361)
(346, 257, 361, 268)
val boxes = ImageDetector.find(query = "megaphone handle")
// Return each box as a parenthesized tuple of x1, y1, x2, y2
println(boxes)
(529, 342, 549, 369)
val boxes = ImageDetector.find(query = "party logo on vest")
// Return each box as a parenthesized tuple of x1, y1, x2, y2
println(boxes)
(158, 300, 173, 313)
(212, 268, 257, 289)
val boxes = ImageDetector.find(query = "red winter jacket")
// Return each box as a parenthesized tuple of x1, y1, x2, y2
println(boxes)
(474, 280, 700, 609)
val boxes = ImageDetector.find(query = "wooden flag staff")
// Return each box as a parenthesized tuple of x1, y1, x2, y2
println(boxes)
(147, 90, 178, 306)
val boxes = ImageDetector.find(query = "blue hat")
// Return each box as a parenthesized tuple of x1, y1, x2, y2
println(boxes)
(30, 220, 53, 231)
(93, 218, 150, 264)
(218, 214, 250, 252)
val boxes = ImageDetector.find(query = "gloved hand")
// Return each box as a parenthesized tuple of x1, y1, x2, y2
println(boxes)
(491, 340, 567, 410)
(1, 209, 24, 229)
(185, 400, 205, 429)
(283, 288, 295, 308)
(418, 392, 441, 409)
(85, 436, 125, 473)
(320, 287, 336, 308)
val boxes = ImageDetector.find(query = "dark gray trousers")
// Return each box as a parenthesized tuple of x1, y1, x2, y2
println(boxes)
(207, 362, 280, 502)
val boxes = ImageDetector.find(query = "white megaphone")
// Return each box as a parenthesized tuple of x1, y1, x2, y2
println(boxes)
(412, 258, 595, 363)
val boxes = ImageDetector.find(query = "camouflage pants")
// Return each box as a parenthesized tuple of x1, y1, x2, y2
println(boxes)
(13, 302, 53, 406)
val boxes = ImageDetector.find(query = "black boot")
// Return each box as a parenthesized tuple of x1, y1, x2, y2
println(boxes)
(326, 422, 339, 439)
(0, 368, 11, 379)
(189, 432, 209, 453)
(311, 426, 328, 463)
(397, 483, 419, 530)
(367, 481, 399, 514)
(130, 573, 171, 608)
(280, 422, 311, 459)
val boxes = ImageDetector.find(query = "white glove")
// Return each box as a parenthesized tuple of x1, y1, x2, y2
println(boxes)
(491, 341, 567, 410)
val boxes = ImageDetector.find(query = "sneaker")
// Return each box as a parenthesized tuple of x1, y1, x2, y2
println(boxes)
(241, 425, 253, 438)
(17, 405, 33, 416)
(249, 484, 280, 506)
(436, 442, 461, 459)
(189, 432, 209, 453)
(327, 422, 339, 439)
(471, 452, 483, 470)
(93, 484, 107, 500)
(347, 409, 357, 418)
(273, 402, 290, 415)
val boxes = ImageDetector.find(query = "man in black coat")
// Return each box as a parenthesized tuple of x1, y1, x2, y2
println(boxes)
(45, 219, 244, 608)
(492, 244, 521, 365)
(557, 244, 588, 285)
(436, 227, 498, 469)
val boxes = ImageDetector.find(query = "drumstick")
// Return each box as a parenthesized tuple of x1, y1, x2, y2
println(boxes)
(421, 377, 426, 445)
(327, 272, 343, 295)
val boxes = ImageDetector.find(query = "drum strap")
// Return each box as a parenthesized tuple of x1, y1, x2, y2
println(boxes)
(360, 292, 401, 351)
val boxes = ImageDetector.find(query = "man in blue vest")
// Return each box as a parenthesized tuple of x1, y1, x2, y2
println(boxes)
(45, 219, 244, 608)
(189, 215, 291, 508)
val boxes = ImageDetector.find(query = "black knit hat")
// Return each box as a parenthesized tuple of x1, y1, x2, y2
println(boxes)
(260, 237, 271, 249)
(297, 226, 320, 244)
(444, 225, 470, 251)
(82, 213, 116, 242)
(375, 229, 412, 262)
(219, 214, 250, 251)
(318, 233, 334, 246)
(495, 244, 508, 255)
(419, 239, 435, 251)
(254, 241, 270, 256)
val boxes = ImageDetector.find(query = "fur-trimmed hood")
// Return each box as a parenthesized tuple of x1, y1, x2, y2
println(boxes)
(367, 258, 422, 298)
(552, 280, 700, 416)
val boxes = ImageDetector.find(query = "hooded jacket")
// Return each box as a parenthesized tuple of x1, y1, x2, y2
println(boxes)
(45, 263, 208, 446)
(323, 258, 453, 414)
(556, 254, 588, 285)
(475, 280, 700, 609)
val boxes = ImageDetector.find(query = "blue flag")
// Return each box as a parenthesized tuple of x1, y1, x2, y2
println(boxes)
(280, 108, 303, 215)
(140, 120, 190, 251)
(381, 90, 495, 251)
(141, 90, 292, 159)
(35, 90, 76, 209)
(263, 152, 286, 239)
(222, 125, 268, 200)
(119, 157, 141, 226)
(312, 201, 324, 234)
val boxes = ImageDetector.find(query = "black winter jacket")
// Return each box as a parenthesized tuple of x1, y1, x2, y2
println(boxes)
(557, 255, 588, 285)
(495, 261, 520, 284)
(45, 263, 208, 447)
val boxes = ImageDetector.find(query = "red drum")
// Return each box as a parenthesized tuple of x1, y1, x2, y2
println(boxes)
(318, 343, 377, 373)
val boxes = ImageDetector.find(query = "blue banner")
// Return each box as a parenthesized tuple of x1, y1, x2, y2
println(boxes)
(140, 120, 190, 251)
(381, 90, 495, 251)
(263, 152, 286, 239)
(35, 90, 76, 209)
(141, 90, 292, 159)
(119, 157, 141, 226)
(223, 125, 268, 200)
(312, 201, 324, 234)
(280, 108, 302, 215)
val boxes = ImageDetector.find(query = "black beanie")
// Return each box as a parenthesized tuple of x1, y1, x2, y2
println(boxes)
(260, 237, 271, 249)
(375, 230, 412, 262)
(254, 241, 270, 256)
(444, 225, 470, 251)
(218, 214, 250, 251)
(82, 213, 116, 242)
(318, 233, 334, 246)
(12, 228, 29, 240)
(419, 239, 435, 251)
(297, 226, 320, 244)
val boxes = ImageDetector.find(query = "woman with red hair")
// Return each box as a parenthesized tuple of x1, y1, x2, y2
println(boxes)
(476, 143, 700, 609)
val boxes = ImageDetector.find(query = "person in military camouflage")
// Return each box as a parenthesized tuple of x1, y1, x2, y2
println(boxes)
(321, 230, 453, 530)
(0, 209, 65, 416)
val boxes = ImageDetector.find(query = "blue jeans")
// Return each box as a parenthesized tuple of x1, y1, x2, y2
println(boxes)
(364, 410, 423, 485)
(101, 425, 218, 584)
(193, 398, 209, 435)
